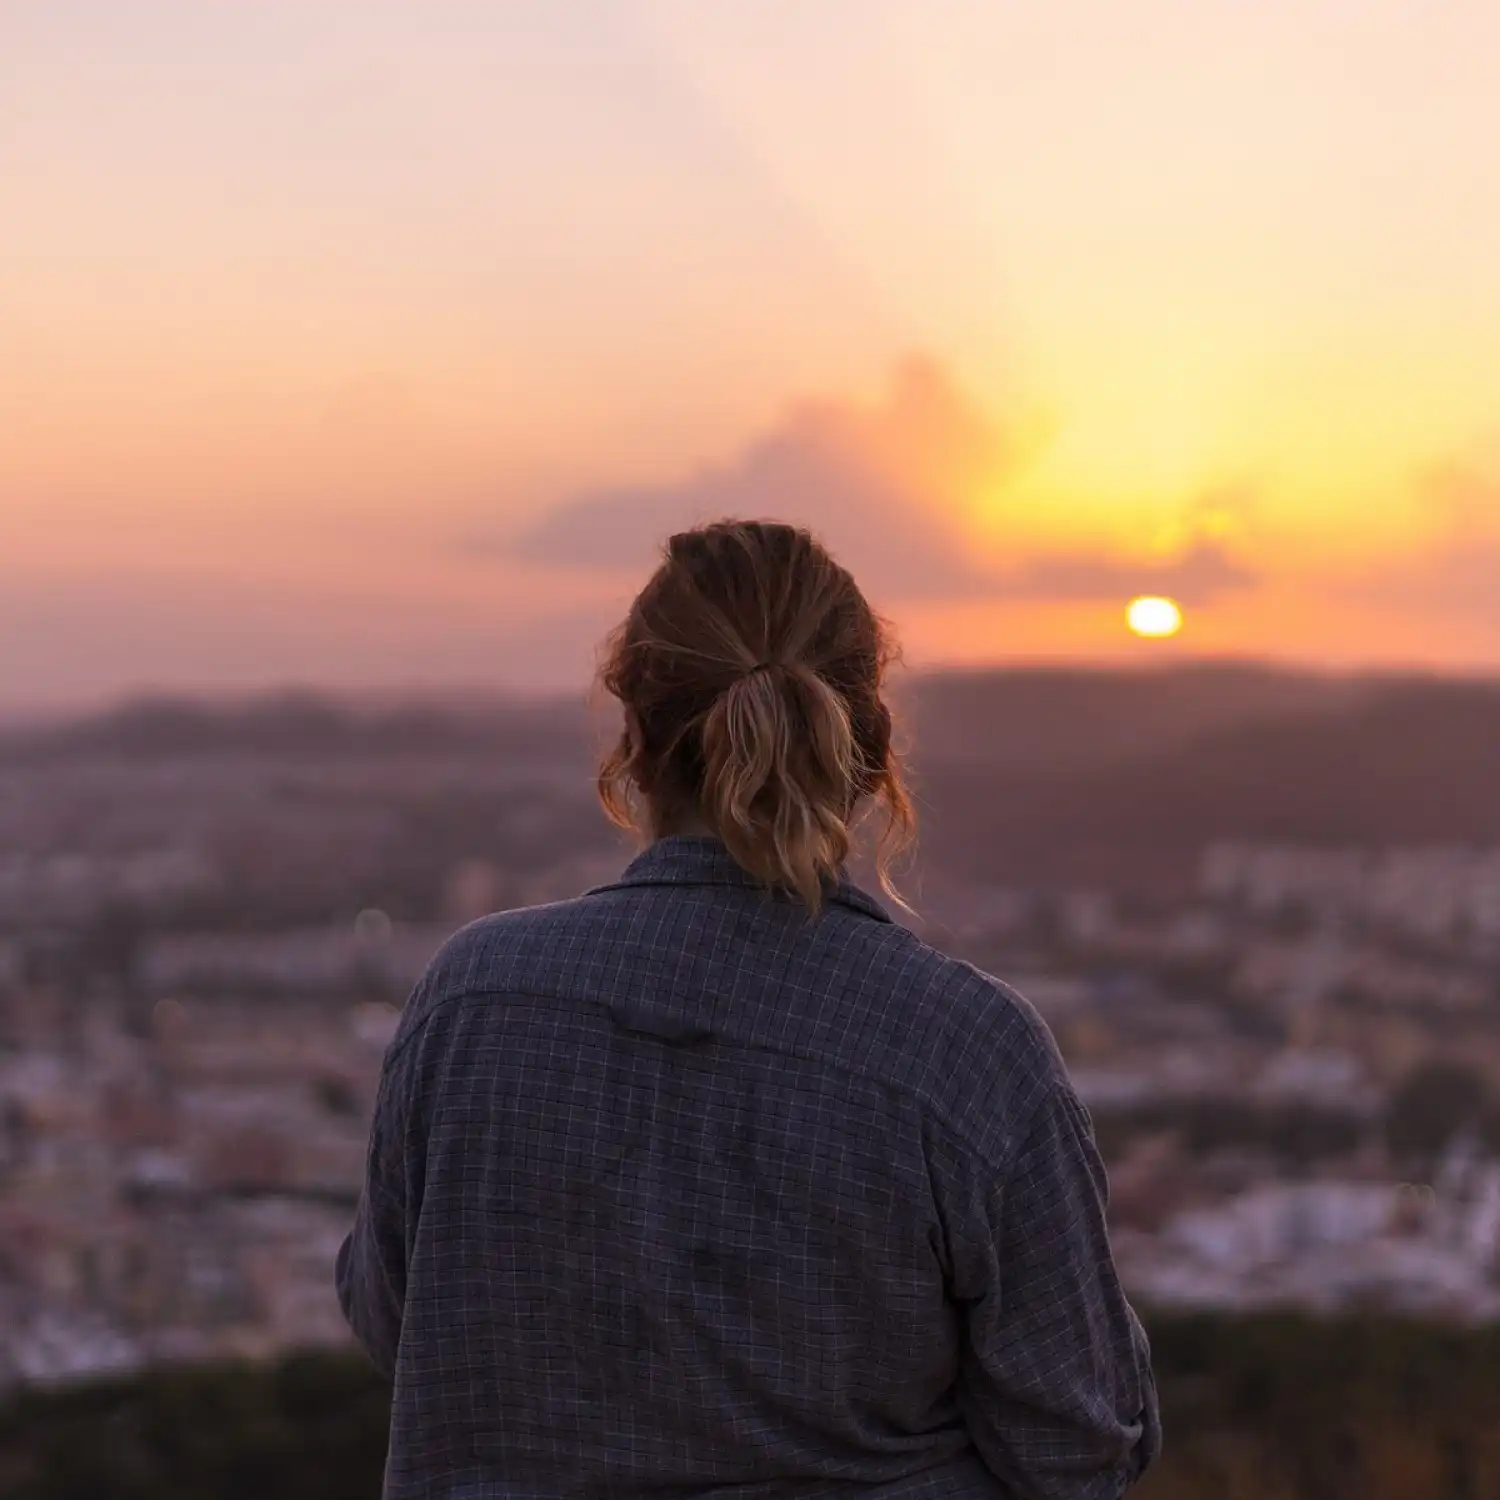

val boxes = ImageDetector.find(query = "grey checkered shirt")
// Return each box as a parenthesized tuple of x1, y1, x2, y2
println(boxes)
(337, 836, 1160, 1499)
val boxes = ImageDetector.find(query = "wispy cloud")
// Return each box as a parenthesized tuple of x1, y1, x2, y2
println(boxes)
(482, 356, 1005, 601)
(985, 541, 1256, 605)
(473, 356, 1259, 607)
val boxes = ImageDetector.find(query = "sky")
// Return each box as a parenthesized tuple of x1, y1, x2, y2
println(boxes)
(4, 0, 1500, 710)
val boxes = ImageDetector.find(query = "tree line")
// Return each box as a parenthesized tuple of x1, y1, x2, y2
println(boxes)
(4, 1312, 1500, 1499)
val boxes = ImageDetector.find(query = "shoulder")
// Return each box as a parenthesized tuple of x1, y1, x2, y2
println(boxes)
(383, 887, 1070, 1167)
(847, 927, 1071, 1164)
(385, 895, 607, 1053)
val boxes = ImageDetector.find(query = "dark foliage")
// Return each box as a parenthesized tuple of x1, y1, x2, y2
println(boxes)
(0, 1352, 390, 1500)
(1139, 1312, 1500, 1500)
(6, 1316, 1500, 1500)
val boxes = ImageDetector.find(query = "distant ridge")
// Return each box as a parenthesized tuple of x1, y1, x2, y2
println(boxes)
(8, 668, 1499, 892)
(904, 660, 1368, 775)
(912, 669, 1500, 886)
(0, 687, 595, 764)
(0, 661, 1401, 764)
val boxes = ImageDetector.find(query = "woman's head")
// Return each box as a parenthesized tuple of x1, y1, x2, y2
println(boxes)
(597, 520, 914, 912)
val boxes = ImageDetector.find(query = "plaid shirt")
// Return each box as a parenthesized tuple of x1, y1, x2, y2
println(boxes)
(337, 836, 1159, 1500)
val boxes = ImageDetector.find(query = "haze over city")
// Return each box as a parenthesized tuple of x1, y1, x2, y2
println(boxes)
(6, 1, 1500, 712)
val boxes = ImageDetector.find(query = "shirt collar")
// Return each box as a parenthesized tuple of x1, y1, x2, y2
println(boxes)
(588, 835, 892, 924)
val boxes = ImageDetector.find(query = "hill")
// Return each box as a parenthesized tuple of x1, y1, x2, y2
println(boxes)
(9, 666, 1499, 893)
(902, 660, 1358, 776)
(912, 671, 1500, 888)
(0, 689, 596, 766)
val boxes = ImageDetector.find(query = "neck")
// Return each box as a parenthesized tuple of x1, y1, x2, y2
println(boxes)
(655, 808, 716, 840)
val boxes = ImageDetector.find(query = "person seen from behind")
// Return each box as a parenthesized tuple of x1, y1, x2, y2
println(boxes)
(338, 519, 1161, 1499)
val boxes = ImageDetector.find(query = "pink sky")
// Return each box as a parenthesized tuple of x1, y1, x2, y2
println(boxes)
(4, 2, 1500, 710)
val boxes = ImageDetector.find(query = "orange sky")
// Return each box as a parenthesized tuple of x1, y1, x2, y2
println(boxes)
(4, 2, 1500, 710)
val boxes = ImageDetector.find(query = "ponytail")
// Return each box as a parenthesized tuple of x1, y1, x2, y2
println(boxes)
(699, 661, 859, 913)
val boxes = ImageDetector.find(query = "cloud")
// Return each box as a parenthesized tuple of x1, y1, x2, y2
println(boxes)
(985, 540, 1256, 606)
(480, 355, 1259, 607)
(490, 356, 1004, 601)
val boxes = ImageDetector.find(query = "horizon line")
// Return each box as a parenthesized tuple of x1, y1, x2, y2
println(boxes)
(6, 652, 1499, 732)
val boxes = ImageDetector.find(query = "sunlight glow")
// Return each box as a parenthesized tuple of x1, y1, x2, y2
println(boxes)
(1127, 596, 1185, 639)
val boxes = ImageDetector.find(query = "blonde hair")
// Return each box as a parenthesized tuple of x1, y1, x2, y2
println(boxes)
(596, 520, 914, 913)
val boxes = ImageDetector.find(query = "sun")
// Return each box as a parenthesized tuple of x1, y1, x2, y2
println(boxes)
(1126, 596, 1184, 639)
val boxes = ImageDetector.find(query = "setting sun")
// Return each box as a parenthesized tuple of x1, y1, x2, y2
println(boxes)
(4, 3, 1500, 709)
(1127, 596, 1185, 640)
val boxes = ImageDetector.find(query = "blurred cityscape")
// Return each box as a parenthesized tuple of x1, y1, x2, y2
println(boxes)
(6, 665, 1500, 1393)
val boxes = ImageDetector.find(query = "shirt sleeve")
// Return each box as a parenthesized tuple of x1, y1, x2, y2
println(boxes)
(947, 1081, 1161, 1500)
(335, 1037, 416, 1378)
